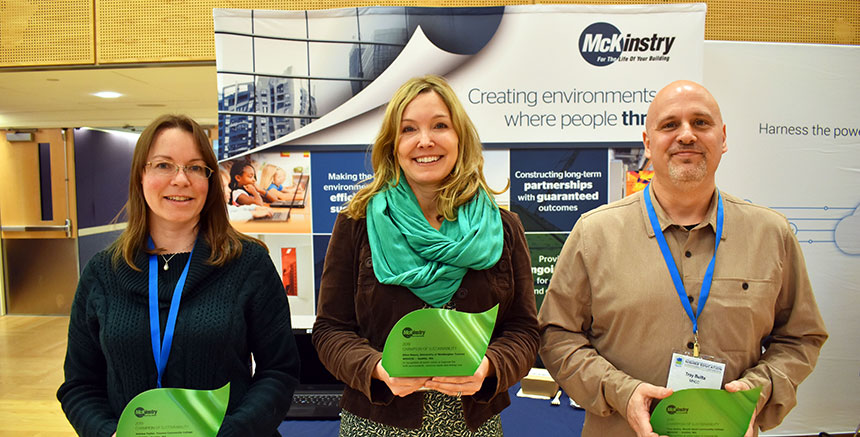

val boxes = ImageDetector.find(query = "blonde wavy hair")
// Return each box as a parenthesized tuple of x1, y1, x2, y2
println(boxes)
(111, 114, 264, 271)
(259, 163, 287, 190)
(344, 75, 497, 221)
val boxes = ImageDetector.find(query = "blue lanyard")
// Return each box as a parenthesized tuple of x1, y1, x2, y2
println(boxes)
(148, 237, 194, 388)
(643, 185, 723, 354)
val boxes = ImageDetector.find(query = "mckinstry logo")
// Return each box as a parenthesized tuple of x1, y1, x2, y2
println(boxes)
(674, 356, 684, 367)
(666, 405, 689, 415)
(579, 22, 677, 67)
(401, 327, 426, 339)
(134, 407, 158, 418)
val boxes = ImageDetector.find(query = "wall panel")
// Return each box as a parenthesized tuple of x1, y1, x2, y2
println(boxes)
(94, 0, 377, 64)
(94, 0, 859, 64)
(0, 0, 93, 67)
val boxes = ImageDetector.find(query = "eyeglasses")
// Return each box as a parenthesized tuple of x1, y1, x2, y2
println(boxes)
(145, 161, 213, 180)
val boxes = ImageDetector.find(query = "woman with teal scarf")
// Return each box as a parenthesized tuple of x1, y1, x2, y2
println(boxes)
(313, 75, 539, 437)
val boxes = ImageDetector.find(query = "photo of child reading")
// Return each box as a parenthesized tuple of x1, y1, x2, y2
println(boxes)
(228, 159, 266, 206)
(222, 153, 312, 234)
(220, 169, 273, 221)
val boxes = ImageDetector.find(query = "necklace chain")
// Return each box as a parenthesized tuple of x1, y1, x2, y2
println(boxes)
(160, 253, 178, 271)
(160, 241, 195, 271)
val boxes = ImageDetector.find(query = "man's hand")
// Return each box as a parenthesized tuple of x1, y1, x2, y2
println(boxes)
(725, 380, 756, 437)
(372, 360, 429, 397)
(626, 382, 673, 437)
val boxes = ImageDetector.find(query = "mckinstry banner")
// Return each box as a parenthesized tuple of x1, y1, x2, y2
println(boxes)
(211, 4, 705, 332)
(213, 4, 705, 158)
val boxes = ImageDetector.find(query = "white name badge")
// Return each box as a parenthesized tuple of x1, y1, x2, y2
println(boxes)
(666, 352, 726, 391)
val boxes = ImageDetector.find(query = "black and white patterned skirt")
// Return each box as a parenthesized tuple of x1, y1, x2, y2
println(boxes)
(339, 391, 503, 437)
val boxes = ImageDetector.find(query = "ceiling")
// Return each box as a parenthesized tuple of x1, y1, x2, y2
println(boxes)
(0, 65, 218, 130)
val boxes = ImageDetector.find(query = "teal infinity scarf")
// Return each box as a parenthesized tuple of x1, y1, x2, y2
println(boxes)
(366, 180, 503, 308)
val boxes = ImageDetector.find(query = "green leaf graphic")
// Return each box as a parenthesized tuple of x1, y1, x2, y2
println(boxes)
(651, 386, 761, 437)
(382, 304, 499, 377)
(117, 383, 229, 436)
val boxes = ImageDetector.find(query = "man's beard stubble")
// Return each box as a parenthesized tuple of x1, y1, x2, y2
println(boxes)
(667, 148, 708, 189)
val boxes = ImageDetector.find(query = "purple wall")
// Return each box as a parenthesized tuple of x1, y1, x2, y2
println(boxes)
(73, 128, 136, 271)
(73, 128, 136, 228)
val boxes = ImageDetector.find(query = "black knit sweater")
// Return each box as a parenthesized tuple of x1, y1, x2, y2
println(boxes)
(57, 239, 299, 437)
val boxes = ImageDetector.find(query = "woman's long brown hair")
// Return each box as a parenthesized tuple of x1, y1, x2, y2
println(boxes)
(111, 114, 264, 270)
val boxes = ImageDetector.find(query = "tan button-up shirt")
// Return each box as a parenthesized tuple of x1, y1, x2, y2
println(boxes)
(538, 185, 827, 436)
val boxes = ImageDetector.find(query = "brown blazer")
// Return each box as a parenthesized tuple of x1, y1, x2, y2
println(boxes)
(313, 208, 539, 430)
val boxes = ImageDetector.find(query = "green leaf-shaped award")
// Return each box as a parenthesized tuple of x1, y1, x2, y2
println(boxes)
(382, 304, 499, 377)
(651, 386, 761, 437)
(117, 383, 230, 436)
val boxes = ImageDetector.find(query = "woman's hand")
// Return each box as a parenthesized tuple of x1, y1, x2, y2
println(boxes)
(423, 356, 494, 397)
(372, 360, 429, 397)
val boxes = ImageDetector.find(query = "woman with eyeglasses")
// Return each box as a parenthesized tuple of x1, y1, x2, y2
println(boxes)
(57, 114, 300, 437)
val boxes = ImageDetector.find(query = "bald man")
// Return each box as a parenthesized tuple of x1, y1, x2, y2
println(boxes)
(538, 81, 827, 437)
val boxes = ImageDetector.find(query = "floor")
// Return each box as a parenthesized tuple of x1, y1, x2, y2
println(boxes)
(0, 315, 77, 436)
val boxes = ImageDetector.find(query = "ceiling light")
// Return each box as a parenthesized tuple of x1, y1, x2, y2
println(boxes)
(93, 91, 123, 99)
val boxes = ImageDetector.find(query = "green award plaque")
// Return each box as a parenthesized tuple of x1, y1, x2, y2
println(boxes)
(116, 383, 230, 436)
(382, 304, 499, 377)
(651, 386, 761, 437)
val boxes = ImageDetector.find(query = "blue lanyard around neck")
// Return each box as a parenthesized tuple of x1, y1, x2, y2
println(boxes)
(643, 185, 723, 337)
(148, 237, 194, 388)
